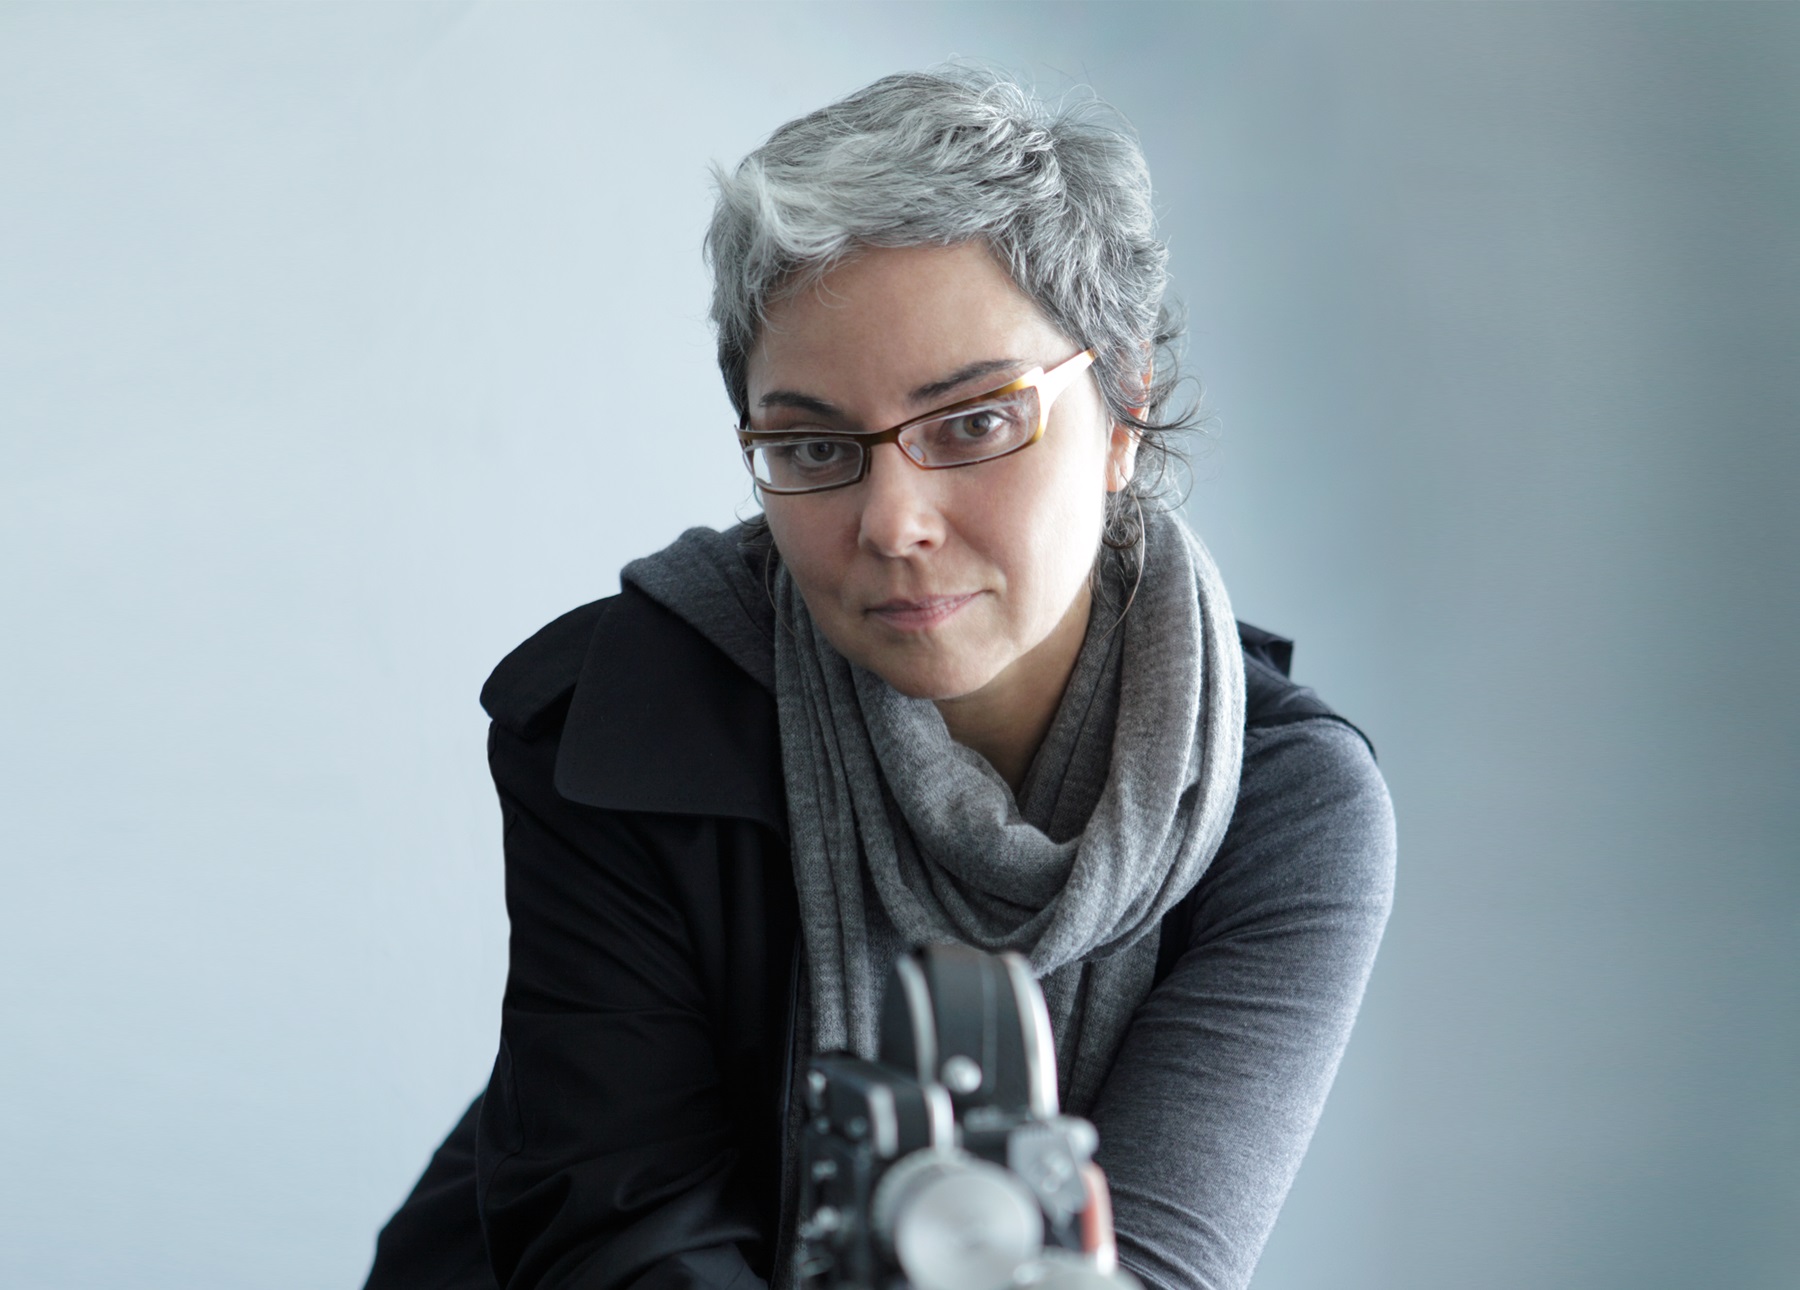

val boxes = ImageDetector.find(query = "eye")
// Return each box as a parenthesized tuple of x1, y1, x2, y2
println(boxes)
(944, 408, 1008, 441)
(769, 440, 842, 461)
(950, 408, 1022, 442)
(915, 400, 1031, 463)
(763, 438, 858, 479)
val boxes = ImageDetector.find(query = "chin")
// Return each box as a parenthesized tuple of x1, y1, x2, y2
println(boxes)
(857, 649, 1002, 704)
(820, 608, 1012, 703)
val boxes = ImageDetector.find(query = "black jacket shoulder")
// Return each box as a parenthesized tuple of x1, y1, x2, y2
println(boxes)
(480, 585, 785, 833)
(1238, 624, 1374, 755)
(479, 595, 613, 738)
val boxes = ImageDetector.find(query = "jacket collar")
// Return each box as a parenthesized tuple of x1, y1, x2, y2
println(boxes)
(552, 585, 787, 835)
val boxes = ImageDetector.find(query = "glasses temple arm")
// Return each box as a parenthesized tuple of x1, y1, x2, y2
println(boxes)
(1037, 349, 1099, 406)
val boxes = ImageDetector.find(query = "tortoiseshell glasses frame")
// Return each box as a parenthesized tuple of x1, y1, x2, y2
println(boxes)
(736, 348, 1098, 496)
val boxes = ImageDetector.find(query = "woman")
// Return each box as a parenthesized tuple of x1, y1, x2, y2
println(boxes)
(366, 68, 1394, 1290)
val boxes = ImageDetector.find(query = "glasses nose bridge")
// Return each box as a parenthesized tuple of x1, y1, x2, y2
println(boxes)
(861, 434, 934, 489)
(865, 419, 926, 471)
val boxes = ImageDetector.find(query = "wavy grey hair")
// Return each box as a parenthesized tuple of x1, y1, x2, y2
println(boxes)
(705, 67, 1196, 533)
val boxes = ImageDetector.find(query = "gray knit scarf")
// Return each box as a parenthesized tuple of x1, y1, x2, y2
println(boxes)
(624, 507, 1244, 1114)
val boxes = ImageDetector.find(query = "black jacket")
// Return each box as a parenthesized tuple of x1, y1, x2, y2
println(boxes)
(365, 585, 1369, 1290)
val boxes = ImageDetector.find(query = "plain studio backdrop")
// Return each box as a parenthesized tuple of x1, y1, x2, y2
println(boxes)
(3, 3, 1796, 1288)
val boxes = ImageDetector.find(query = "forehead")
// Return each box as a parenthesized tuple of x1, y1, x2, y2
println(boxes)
(748, 243, 1073, 406)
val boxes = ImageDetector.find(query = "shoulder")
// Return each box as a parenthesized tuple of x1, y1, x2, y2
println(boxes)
(479, 595, 617, 738)
(478, 587, 784, 833)
(1236, 620, 1375, 756)
(1220, 624, 1396, 921)
(1230, 624, 1392, 888)
(1156, 625, 1395, 974)
(1235, 719, 1393, 876)
(1157, 718, 1394, 982)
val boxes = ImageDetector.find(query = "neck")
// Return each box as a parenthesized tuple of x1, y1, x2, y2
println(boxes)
(934, 585, 1093, 794)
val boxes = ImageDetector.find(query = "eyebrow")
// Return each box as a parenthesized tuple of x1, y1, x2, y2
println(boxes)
(755, 357, 1027, 421)
(909, 358, 1025, 404)
(755, 390, 843, 419)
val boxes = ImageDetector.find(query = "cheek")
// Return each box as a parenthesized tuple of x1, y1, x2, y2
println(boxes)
(764, 499, 853, 609)
(1001, 441, 1110, 601)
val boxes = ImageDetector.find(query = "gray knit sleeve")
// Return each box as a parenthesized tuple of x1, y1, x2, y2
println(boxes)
(1089, 718, 1396, 1290)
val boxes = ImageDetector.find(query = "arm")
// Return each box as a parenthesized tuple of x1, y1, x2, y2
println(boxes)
(476, 714, 775, 1290)
(1090, 719, 1396, 1290)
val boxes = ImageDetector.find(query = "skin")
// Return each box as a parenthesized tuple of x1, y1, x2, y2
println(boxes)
(748, 242, 1138, 792)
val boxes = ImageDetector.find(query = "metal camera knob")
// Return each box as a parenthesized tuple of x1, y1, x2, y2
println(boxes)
(873, 1149, 1045, 1290)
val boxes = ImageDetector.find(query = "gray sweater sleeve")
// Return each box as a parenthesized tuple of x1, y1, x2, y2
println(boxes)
(1089, 718, 1397, 1290)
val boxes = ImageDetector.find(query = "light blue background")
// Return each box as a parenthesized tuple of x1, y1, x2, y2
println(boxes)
(3, 4, 1795, 1288)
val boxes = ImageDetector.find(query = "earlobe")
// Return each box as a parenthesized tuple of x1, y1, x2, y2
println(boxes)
(1127, 355, 1154, 423)
(1105, 422, 1140, 493)
(1110, 360, 1151, 492)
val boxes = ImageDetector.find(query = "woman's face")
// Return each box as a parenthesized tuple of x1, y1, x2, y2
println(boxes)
(748, 242, 1136, 706)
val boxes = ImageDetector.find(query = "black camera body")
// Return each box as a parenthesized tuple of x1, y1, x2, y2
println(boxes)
(797, 945, 1137, 1290)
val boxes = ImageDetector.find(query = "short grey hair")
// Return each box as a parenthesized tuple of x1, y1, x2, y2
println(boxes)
(704, 67, 1196, 519)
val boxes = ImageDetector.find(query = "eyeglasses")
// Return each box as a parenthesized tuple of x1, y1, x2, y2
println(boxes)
(737, 349, 1098, 496)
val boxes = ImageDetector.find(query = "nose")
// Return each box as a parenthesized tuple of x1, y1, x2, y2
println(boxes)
(856, 442, 944, 558)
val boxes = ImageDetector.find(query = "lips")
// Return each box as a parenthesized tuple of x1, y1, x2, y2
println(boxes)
(867, 592, 979, 631)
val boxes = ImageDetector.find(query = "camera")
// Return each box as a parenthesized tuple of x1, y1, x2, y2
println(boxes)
(797, 945, 1142, 1290)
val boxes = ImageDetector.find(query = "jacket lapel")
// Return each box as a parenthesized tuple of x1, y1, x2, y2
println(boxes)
(553, 585, 787, 836)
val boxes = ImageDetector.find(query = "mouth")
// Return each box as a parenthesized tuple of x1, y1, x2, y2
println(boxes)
(867, 593, 980, 632)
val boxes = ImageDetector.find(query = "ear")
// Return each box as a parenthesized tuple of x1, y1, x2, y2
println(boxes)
(1106, 357, 1151, 493)
(1127, 352, 1154, 421)
(1105, 419, 1140, 493)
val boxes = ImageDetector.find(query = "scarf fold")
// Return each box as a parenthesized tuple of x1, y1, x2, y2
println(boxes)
(624, 508, 1243, 1113)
